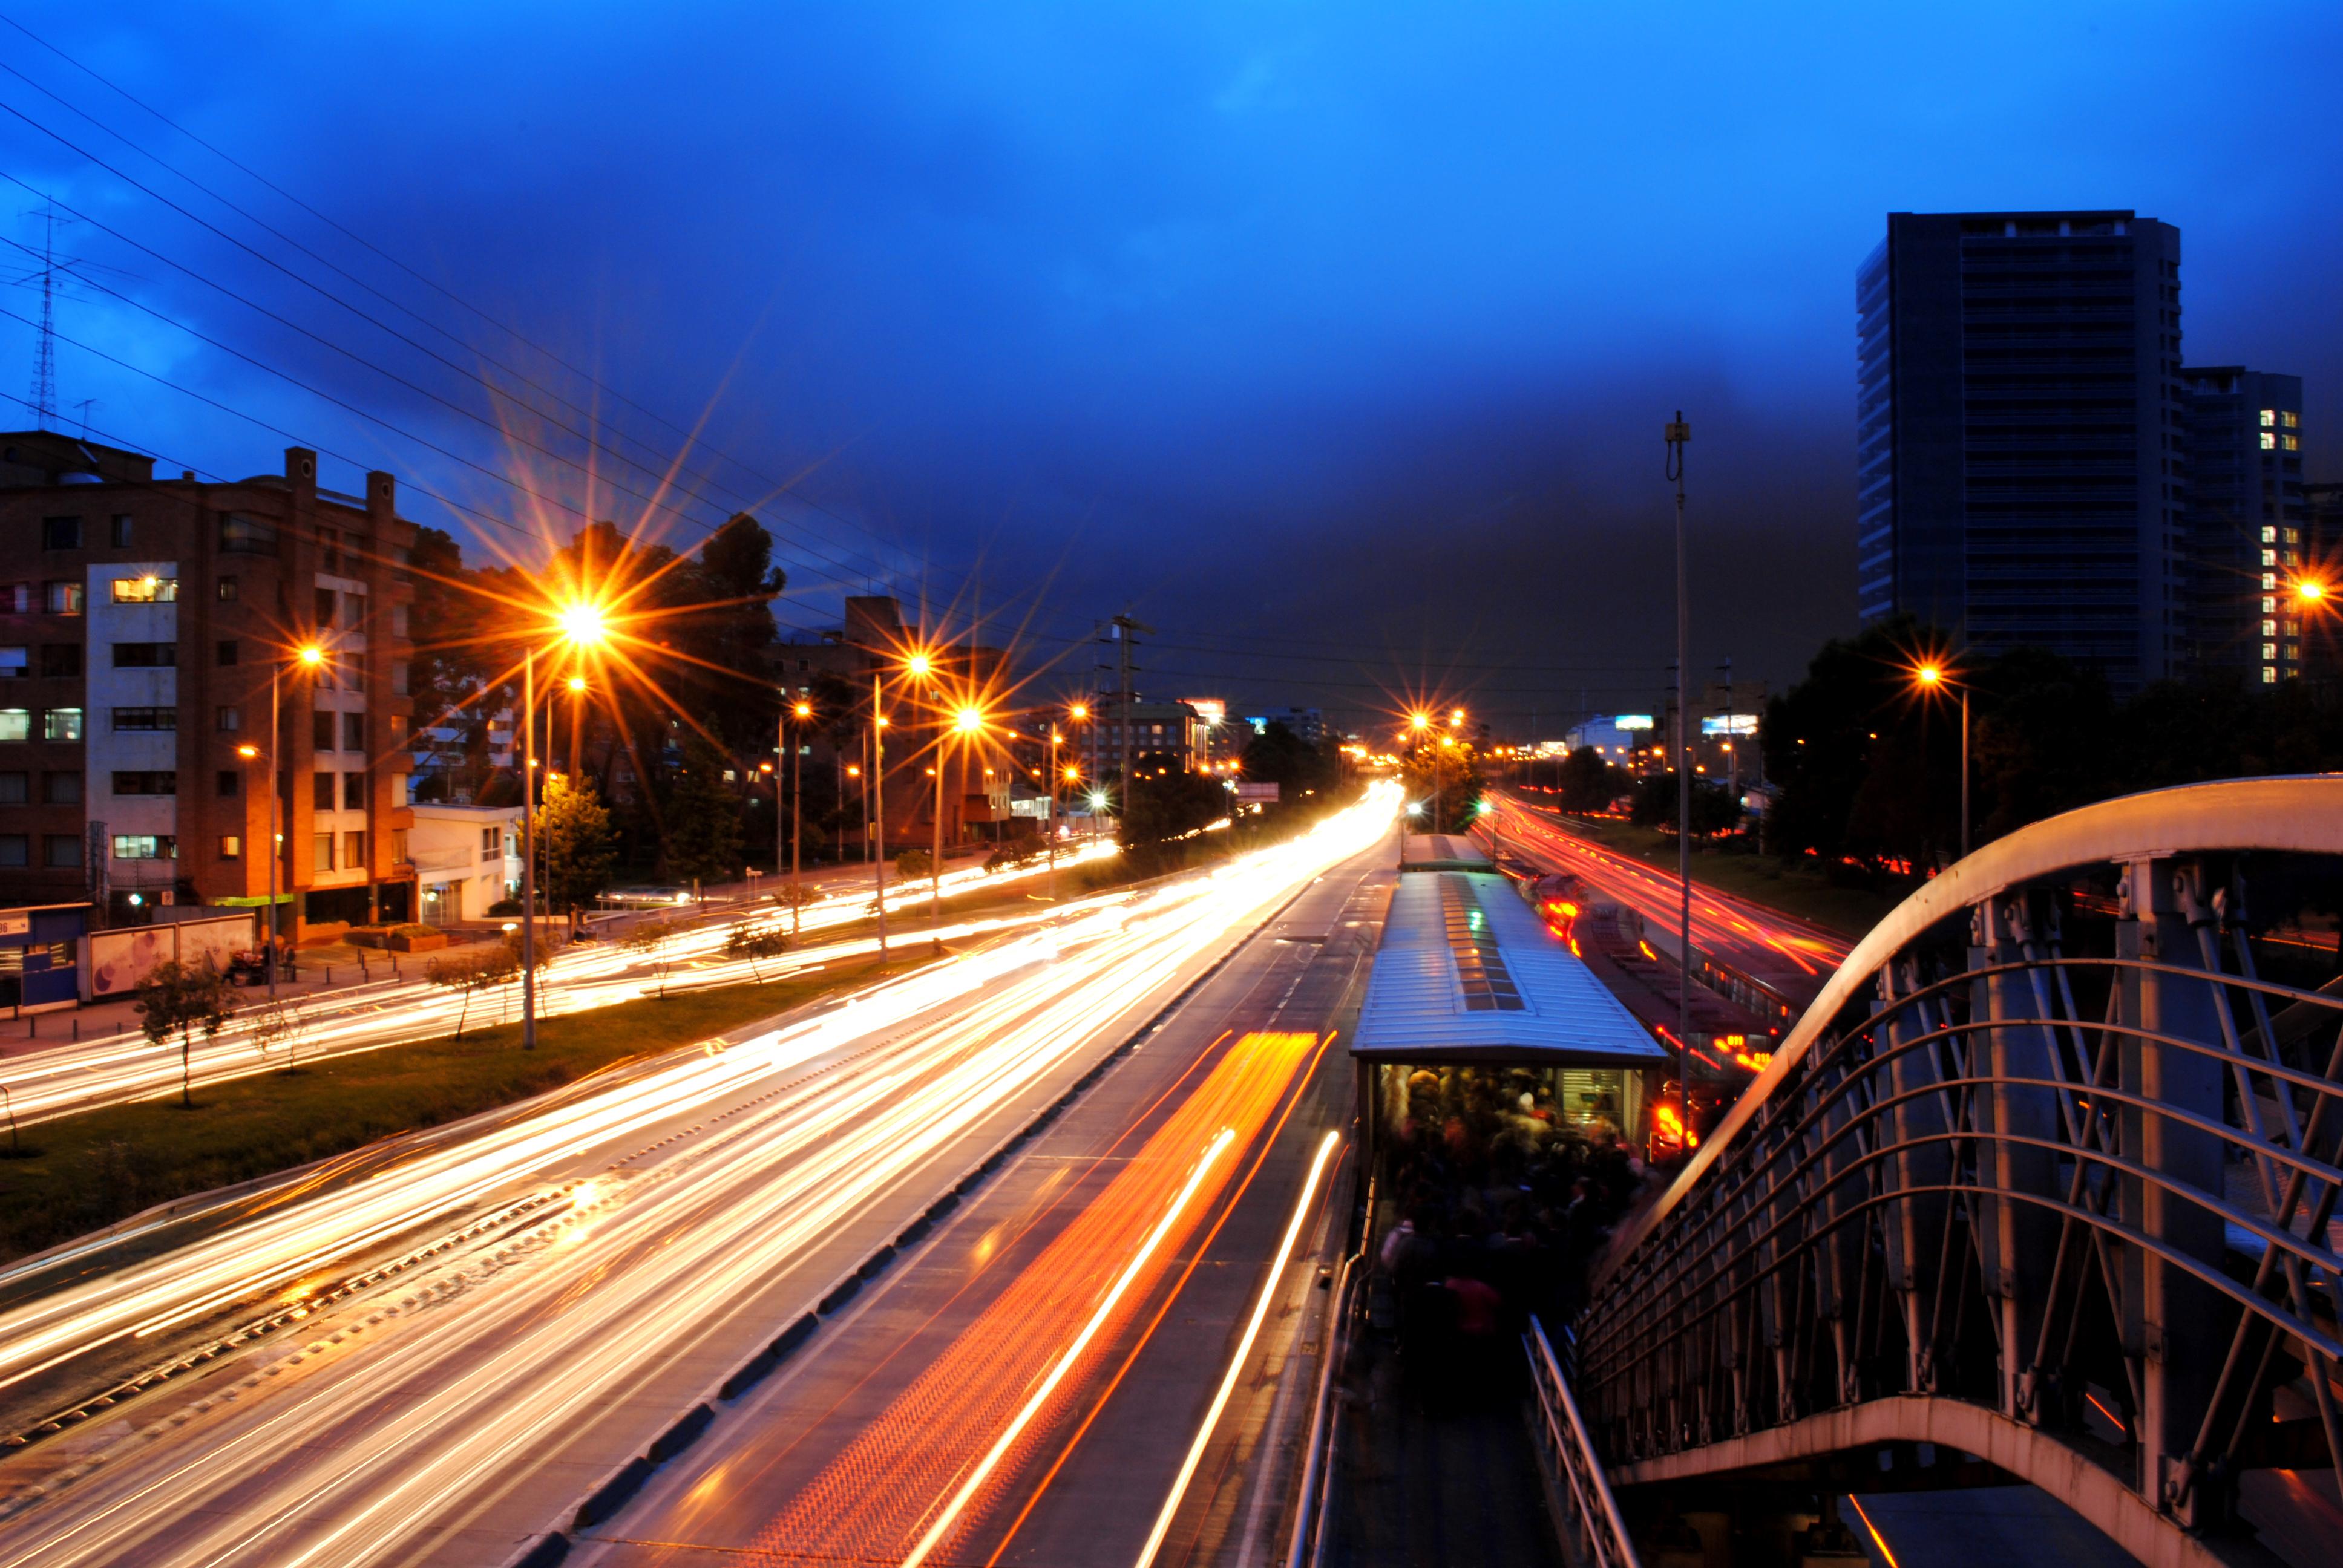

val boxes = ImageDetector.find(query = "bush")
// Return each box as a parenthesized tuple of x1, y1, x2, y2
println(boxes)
(487, 898, 522, 917)
(894, 848, 932, 880)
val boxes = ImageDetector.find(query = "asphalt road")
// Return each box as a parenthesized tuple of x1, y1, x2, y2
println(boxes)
(1485, 793, 1852, 1009)
(0, 841, 1122, 1128)
(576, 842, 1396, 1568)
(0, 795, 1394, 1567)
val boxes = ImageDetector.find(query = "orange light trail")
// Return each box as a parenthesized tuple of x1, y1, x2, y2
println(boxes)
(1846, 1494, 1901, 1568)
(745, 1031, 1322, 1566)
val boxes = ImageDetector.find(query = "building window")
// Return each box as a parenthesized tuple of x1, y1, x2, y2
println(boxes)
(391, 659, 408, 696)
(45, 581, 84, 615)
(314, 588, 336, 629)
(343, 830, 367, 868)
(219, 835, 241, 860)
(0, 771, 23, 802)
(216, 639, 238, 667)
(42, 770, 80, 804)
(391, 828, 408, 865)
(111, 707, 175, 731)
(41, 516, 80, 550)
(2260, 409, 2277, 428)
(219, 512, 280, 555)
(0, 709, 27, 742)
(112, 642, 177, 668)
(481, 826, 499, 854)
(391, 603, 409, 638)
(216, 769, 239, 798)
(2264, 618, 2278, 636)
(2263, 573, 2278, 591)
(313, 711, 335, 750)
(0, 646, 22, 679)
(341, 594, 363, 631)
(342, 771, 365, 810)
(216, 705, 242, 732)
(111, 771, 175, 796)
(40, 644, 79, 678)
(110, 575, 179, 603)
(342, 659, 363, 693)
(393, 773, 409, 808)
(313, 773, 336, 811)
(2262, 548, 2279, 567)
(44, 834, 80, 867)
(111, 834, 176, 860)
(110, 514, 133, 547)
(0, 834, 24, 867)
(0, 584, 25, 613)
(343, 712, 365, 751)
(42, 707, 82, 741)
(318, 528, 340, 573)
(2283, 434, 2301, 452)
(2261, 432, 2278, 451)
(2263, 667, 2278, 684)
(217, 576, 239, 601)
(313, 833, 334, 872)
(2263, 642, 2279, 661)
(2262, 525, 2278, 543)
(2282, 410, 2300, 429)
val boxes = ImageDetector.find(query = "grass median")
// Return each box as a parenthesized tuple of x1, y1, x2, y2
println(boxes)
(0, 951, 912, 1265)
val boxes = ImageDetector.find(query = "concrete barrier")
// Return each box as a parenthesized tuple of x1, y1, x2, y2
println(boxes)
(513, 1533, 570, 1568)
(572, 1455, 654, 1529)
(647, 1403, 713, 1463)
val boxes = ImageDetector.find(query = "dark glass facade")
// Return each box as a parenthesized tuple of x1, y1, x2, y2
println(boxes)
(1856, 211, 2184, 692)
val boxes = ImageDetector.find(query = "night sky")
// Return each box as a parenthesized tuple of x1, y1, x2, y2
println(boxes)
(7, 3, 2341, 731)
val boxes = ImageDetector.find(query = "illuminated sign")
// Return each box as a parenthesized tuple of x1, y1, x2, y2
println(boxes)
(1613, 714, 1655, 731)
(1701, 715, 1758, 736)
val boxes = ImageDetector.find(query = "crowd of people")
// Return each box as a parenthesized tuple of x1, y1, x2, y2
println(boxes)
(1373, 1065, 1650, 1406)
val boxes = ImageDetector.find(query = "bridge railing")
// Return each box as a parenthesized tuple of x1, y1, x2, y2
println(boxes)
(1574, 777, 2343, 1551)
(1526, 1316, 1641, 1568)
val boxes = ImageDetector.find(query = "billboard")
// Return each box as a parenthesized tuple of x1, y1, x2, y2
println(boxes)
(1613, 714, 1656, 731)
(1701, 714, 1759, 736)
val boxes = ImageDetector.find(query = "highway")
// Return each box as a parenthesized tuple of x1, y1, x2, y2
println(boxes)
(0, 840, 1122, 1128)
(0, 792, 1392, 1567)
(1484, 792, 1850, 1008)
(575, 843, 1389, 1567)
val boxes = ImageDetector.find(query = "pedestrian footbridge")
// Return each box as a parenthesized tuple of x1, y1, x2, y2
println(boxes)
(1550, 777, 2343, 1567)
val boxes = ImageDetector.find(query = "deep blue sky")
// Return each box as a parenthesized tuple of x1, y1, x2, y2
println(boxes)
(7, 2, 2341, 730)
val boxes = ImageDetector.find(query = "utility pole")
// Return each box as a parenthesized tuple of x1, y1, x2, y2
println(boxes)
(520, 648, 537, 1050)
(871, 673, 887, 955)
(1665, 411, 1691, 1111)
(791, 701, 805, 938)
(1720, 656, 1737, 803)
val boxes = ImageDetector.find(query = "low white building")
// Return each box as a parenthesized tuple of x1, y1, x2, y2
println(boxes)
(408, 802, 522, 923)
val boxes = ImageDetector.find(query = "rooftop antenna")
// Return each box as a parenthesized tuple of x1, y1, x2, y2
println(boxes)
(28, 201, 58, 427)
(71, 397, 97, 439)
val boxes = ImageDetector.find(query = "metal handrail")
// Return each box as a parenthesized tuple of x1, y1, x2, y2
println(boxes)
(1572, 778, 2343, 1555)
(1287, 1170, 1372, 1568)
(1525, 1315, 1640, 1568)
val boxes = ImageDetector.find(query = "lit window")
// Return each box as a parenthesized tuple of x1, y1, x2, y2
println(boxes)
(314, 833, 335, 871)
(2263, 667, 2278, 684)
(2263, 642, 2278, 660)
(2260, 409, 2276, 428)
(2282, 410, 2299, 428)
(2263, 574, 2279, 590)
(2261, 433, 2277, 451)
(2282, 434, 2299, 451)
(2262, 525, 2278, 543)
(219, 835, 242, 860)
(0, 708, 28, 742)
(110, 575, 179, 603)
(2261, 549, 2278, 566)
(2263, 595, 2278, 613)
(43, 707, 82, 741)
(2263, 619, 2278, 636)
(110, 834, 177, 860)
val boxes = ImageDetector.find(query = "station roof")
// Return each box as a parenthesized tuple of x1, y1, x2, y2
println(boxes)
(1351, 870, 1668, 1067)
(1398, 832, 1490, 871)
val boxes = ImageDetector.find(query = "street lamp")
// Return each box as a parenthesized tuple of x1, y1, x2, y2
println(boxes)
(1663, 410, 1692, 1117)
(1913, 661, 1969, 861)
(257, 644, 326, 996)
(517, 601, 609, 1049)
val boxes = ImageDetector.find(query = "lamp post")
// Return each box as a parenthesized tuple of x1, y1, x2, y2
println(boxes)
(1915, 662, 1969, 861)
(791, 700, 810, 938)
(520, 601, 610, 1050)
(1664, 410, 1692, 1109)
(1047, 727, 1062, 900)
(871, 675, 888, 955)
(264, 644, 325, 996)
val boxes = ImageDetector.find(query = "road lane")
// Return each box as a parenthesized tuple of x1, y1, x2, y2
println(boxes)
(578, 846, 1393, 1568)
(1486, 792, 1851, 1008)
(0, 795, 1394, 1567)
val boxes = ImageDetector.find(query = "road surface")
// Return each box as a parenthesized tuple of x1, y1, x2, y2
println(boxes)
(0, 794, 1392, 1568)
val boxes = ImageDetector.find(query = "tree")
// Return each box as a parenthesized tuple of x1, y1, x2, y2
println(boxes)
(1401, 743, 1484, 834)
(1556, 746, 1620, 815)
(623, 916, 690, 998)
(894, 846, 933, 880)
(137, 957, 237, 1108)
(425, 945, 519, 1039)
(663, 736, 746, 889)
(536, 774, 617, 924)
(249, 995, 309, 1073)
(1122, 771, 1228, 849)
(723, 921, 791, 981)
(1630, 774, 1742, 838)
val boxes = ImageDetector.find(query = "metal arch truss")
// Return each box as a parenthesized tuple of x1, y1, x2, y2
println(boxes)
(1573, 778, 2343, 1560)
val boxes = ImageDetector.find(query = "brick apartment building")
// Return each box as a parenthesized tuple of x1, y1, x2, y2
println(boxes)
(0, 432, 418, 935)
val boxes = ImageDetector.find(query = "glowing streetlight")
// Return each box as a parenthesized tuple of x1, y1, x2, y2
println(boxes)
(954, 706, 985, 734)
(905, 650, 934, 679)
(795, 701, 813, 720)
(296, 644, 326, 668)
(556, 601, 608, 648)
(2296, 578, 2328, 607)
(1069, 702, 1089, 722)
(566, 675, 587, 694)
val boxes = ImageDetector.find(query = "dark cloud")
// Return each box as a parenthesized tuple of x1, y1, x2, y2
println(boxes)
(6, 1, 2341, 727)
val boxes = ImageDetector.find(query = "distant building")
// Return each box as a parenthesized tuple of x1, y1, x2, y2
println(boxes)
(2181, 368, 2307, 684)
(0, 434, 419, 933)
(1085, 697, 1206, 782)
(1858, 211, 2184, 691)
(408, 802, 521, 923)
